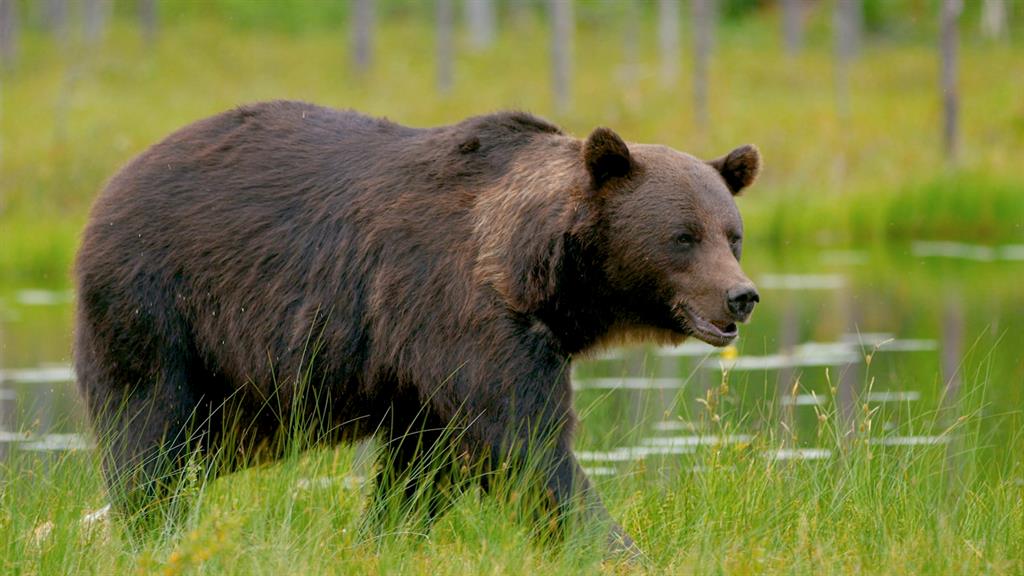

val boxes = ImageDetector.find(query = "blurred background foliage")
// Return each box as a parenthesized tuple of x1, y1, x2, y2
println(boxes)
(1, 6, 1023, 572)
(0, 0, 1022, 284)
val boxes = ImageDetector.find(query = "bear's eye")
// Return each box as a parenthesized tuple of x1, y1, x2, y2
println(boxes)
(729, 235, 743, 259)
(675, 233, 698, 248)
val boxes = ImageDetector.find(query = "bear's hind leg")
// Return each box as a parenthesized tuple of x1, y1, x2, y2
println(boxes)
(81, 349, 219, 536)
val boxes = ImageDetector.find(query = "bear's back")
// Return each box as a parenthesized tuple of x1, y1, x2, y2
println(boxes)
(75, 103, 572, 395)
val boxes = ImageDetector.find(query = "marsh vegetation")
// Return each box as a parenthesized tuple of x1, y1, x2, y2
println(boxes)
(1, 2, 1022, 574)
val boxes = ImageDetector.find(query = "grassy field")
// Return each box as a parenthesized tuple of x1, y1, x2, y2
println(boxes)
(2, 8, 1023, 575)
(2, 350, 1021, 575)
(2, 12, 1024, 284)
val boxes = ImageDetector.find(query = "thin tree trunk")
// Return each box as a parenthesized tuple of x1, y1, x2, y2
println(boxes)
(777, 295, 800, 447)
(692, 0, 714, 130)
(139, 0, 158, 46)
(837, 290, 862, 438)
(0, 0, 6, 216)
(836, 0, 862, 57)
(0, 0, 17, 69)
(782, 0, 804, 55)
(941, 0, 961, 162)
(940, 295, 965, 497)
(622, 0, 639, 86)
(0, 370, 7, 458)
(437, 0, 454, 94)
(626, 350, 647, 435)
(658, 0, 680, 86)
(549, 0, 572, 114)
(53, 65, 78, 148)
(84, 0, 111, 44)
(980, 0, 1008, 40)
(940, 297, 964, 412)
(833, 0, 861, 120)
(509, 0, 532, 27)
(46, 0, 68, 40)
(465, 0, 496, 50)
(352, 0, 374, 75)
(0, 386, 12, 461)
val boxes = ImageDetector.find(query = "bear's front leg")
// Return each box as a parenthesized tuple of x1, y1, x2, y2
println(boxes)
(535, 440, 643, 560)
(437, 337, 643, 560)
(362, 413, 468, 536)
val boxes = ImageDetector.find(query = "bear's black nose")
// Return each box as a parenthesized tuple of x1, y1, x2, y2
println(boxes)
(727, 285, 760, 320)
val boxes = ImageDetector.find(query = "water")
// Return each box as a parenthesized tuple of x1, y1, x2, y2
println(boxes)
(571, 246, 1023, 477)
(1, 247, 1022, 478)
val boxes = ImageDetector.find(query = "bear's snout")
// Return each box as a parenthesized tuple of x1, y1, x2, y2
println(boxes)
(726, 284, 760, 322)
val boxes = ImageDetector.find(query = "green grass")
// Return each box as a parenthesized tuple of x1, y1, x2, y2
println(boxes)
(2, 12, 1024, 282)
(1, 9, 1023, 574)
(2, 348, 1020, 575)
(755, 171, 1024, 246)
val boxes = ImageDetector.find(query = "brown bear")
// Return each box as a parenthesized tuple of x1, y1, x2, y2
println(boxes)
(74, 101, 760, 553)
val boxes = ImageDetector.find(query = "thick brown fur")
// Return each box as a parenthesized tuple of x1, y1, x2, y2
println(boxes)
(74, 101, 761, 552)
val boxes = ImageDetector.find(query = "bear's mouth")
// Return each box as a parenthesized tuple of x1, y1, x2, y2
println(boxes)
(675, 304, 738, 347)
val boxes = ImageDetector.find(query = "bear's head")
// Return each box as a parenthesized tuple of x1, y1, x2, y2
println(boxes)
(581, 127, 761, 347)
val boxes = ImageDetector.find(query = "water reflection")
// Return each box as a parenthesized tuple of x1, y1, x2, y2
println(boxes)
(20, 433, 93, 451)
(912, 241, 1024, 262)
(758, 273, 845, 290)
(15, 290, 74, 307)
(0, 248, 1021, 479)
(0, 365, 75, 384)
(569, 247, 1022, 476)
(869, 435, 952, 446)
(766, 448, 832, 461)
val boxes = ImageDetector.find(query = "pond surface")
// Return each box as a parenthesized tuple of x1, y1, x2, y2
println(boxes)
(2, 244, 1022, 477)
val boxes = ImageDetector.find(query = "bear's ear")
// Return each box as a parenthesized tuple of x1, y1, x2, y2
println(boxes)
(708, 144, 761, 195)
(583, 127, 632, 191)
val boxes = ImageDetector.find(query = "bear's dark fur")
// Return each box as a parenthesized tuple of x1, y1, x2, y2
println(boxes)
(74, 101, 761, 553)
